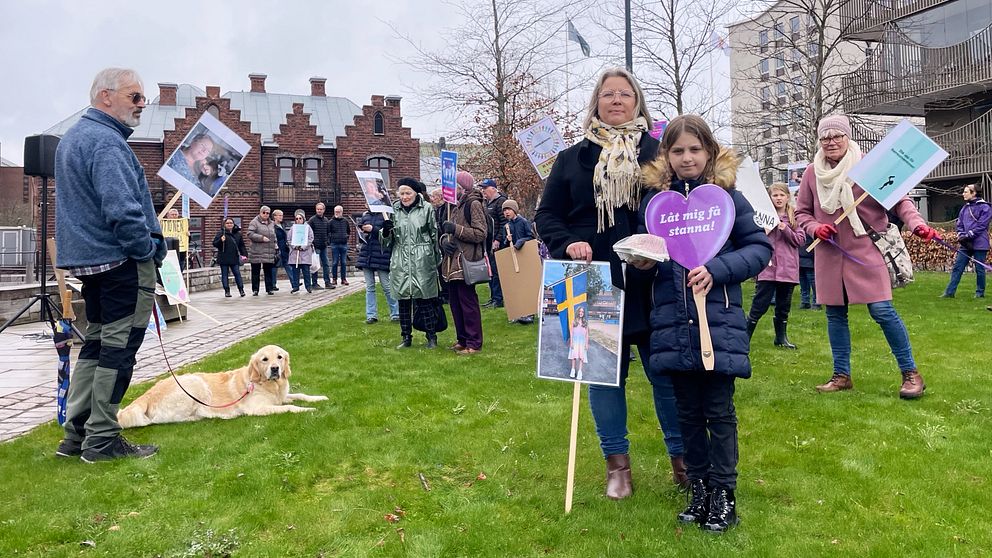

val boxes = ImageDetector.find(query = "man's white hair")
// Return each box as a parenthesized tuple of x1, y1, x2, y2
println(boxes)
(90, 68, 143, 105)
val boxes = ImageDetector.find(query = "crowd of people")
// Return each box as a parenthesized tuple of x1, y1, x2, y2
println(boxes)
(52, 67, 980, 539)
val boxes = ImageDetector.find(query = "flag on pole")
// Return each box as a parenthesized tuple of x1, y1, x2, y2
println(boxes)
(567, 20, 591, 57)
(709, 31, 730, 55)
(552, 271, 588, 342)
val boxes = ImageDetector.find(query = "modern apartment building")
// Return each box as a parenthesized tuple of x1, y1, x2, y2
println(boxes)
(842, 0, 992, 221)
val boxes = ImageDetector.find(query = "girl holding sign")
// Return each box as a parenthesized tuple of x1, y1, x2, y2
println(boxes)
(568, 306, 589, 380)
(641, 115, 772, 533)
(746, 182, 805, 349)
(795, 114, 938, 399)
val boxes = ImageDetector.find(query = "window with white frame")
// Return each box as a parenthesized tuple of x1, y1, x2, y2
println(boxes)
(278, 157, 294, 187)
(304, 158, 320, 187)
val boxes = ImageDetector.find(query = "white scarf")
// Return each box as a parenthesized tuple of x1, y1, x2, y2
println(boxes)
(584, 116, 649, 232)
(813, 140, 867, 237)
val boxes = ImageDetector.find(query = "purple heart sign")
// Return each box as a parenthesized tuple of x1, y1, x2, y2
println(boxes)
(644, 184, 735, 269)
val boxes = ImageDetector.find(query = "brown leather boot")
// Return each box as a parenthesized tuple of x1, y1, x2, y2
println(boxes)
(899, 369, 926, 399)
(670, 455, 689, 488)
(605, 454, 633, 500)
(815, 373, 853, 393)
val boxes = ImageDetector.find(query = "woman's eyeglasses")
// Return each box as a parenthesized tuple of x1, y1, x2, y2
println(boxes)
(819, 134, 846, 145)
(598, 89, 635, 100)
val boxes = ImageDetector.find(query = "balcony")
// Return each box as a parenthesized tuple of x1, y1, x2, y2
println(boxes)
(928, 110, 992, 181)
(843, 26, 992, 116)
(261, 184, 338, 206)
(841, 0, 950, 40)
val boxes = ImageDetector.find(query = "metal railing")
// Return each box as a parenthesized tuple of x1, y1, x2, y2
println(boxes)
(841, 0, 950, 37)
(844, 25, 992, 114)
(928, 110, 992, 180)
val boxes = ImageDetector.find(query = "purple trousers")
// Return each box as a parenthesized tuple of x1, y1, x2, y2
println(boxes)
(448, 280, 483, 350)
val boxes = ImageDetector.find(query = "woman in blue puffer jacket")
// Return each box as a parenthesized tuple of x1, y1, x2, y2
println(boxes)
(942, 183, 990, 298)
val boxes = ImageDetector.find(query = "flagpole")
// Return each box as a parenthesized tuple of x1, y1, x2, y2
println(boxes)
(565, 17, 570, 118)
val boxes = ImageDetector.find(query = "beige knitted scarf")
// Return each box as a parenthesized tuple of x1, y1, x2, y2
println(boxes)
(584, 116, 649, 232)
(813, 140, 867, 237)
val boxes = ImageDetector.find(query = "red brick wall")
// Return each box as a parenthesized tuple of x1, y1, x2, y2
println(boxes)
(335, 95, 420, 222)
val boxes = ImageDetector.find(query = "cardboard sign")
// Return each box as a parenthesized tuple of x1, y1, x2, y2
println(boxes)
(536, 260, 624, 387)
(735, 157, 780, 230)
(493, 240, 543, 321)
(440, 150, 458, 204)
(159, 218, 189, 252)
(648, 120, 668, 140)
(644, 185, 736, 269)
(847, 119, 948, 210)
(290, 223, 308, 247)
(516, 116, 566, 179)
(157, 112, 251, 210)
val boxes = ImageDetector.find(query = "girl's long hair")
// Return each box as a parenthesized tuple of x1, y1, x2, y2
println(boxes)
(768, 182, 796, 227)
(572, 306, 588, 328)
(660, 115, 721, 183)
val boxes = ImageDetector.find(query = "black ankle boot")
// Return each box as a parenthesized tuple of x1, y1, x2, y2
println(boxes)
(425, 335, 437, 349)
(396, 335, 412, 349)
(773, 318, 797, 349)
(677, 479, 709, 524)
(746, 318, 758, 340)
(702, 487, 738, 533)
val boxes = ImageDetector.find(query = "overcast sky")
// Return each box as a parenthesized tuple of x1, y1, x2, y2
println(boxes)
(0, 0, 736, 165)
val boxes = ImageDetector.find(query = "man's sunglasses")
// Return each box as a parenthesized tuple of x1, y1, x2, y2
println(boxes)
(109, 89, 146, 105)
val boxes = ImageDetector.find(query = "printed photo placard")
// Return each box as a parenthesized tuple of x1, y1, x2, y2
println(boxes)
(536, 260, 624, 387)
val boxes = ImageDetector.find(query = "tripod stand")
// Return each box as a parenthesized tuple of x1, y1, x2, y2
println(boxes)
(0, 175, 82, 339)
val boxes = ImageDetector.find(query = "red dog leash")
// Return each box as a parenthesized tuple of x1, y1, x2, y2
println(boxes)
(152, 308, 253, 408)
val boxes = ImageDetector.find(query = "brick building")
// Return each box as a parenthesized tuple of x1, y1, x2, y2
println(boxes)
(0, 156, 35, 227)
(41, 73, 419, 263)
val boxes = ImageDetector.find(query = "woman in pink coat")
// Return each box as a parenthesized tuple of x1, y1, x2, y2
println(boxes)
(795, 114, 939, 399)
(747, 182, 805, 348)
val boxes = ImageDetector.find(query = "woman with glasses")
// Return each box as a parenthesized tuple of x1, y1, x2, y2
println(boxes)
(247, 205, 278, 295)
(288, 210, 315, 293)
(535, 67, 685, 500)
(796, 114, 939, 399)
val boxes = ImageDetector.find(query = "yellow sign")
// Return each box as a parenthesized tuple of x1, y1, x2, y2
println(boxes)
(160, 218, 189, 252)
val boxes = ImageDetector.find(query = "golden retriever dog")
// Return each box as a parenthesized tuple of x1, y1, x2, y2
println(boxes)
(118, 345, 326, 428)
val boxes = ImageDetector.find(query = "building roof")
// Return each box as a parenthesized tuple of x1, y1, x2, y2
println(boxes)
(0, 156, 16, 167)
(224, 91, 362, 148)
(41, 84, 364, 148)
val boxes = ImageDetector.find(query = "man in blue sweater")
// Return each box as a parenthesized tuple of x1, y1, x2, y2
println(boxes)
(54, 68, 167, 463)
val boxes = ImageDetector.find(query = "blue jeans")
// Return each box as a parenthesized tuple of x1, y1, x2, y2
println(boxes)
(799, 267, 817, 306)
(589, 339, 683, 458)
(219, 264, 244, 293)
(363, 268, 399, 318)
(331, 244, 348, 282)
(825, 300, 916, 375)
(312, 247, 331, 285)
(290, 264, 312, 291)
(944, 248, 987, 297)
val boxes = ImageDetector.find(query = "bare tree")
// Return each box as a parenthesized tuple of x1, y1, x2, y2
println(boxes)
(730, 0, 895, 184)
(390, 0, 591, 211)
(597, 0, 735, 125)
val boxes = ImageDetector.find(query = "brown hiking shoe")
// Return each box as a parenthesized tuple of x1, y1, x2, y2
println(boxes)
(815, 374, 853, 393)
(899, 370, 926, 399)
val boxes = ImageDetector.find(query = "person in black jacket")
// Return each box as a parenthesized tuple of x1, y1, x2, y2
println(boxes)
(308, 202, 332, 289)
(480, 178, 507, 308)
(357, 211, 399, 323)
(212, 218, 247, 297)
(328, 205, 352, 286)
(535, 67, 685, 500)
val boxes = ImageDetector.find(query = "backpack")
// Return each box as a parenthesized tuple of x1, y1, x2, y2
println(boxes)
(464, 200, 495, 249)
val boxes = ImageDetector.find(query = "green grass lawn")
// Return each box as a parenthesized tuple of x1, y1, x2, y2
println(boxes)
(1, 272, 989, 557)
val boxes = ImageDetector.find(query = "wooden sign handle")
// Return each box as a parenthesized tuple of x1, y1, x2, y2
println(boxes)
(46, 238, 75, 321)
(808, 191, 870, 251)
(694, 290, 715, 371)
(157, 190, 183, 220)
(505, 224, 519, 272)
(564, 380, 581, 513)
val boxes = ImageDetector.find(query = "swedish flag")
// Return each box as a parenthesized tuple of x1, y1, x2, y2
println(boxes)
(552, 271, 587, 342)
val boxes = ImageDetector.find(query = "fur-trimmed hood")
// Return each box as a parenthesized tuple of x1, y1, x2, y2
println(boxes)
(641, 147, 740, 192)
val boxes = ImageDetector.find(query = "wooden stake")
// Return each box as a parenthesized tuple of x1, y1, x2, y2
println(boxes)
(694, 290, 715, 371)
(505, 224, 519, 272)
(158, 190, 183, 220)
(46, 238, 75, 320)
(807, 191, 870, 251)
(564, 380, 581, 513)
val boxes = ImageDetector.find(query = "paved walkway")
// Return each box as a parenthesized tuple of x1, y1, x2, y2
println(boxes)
(0, 278, 365, 442)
